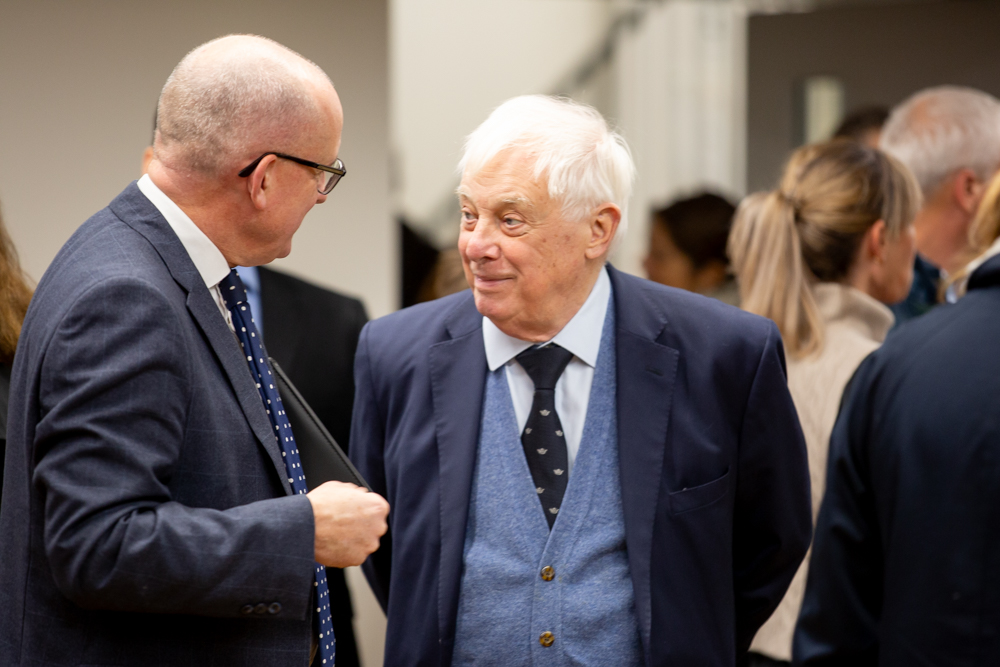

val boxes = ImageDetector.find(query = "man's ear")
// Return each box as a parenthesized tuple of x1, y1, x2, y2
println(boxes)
(246, 154, 279, 211)
(952, 168, 984, 215)
(585, 203, 621, 260)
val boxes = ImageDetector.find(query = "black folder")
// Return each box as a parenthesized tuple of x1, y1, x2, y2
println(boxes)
(270, 357, 370, 491)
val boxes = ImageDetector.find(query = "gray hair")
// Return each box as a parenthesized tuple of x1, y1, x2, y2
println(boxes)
(880, 86, 1000, 197)
(459, 95, 635, 247)
(156, 35, 331, 176)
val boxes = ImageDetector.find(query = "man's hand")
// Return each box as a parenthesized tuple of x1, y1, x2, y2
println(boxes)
(307, 481, 389, 567)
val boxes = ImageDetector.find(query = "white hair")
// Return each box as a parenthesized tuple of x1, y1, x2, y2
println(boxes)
(880, 86, 1000, 197)
(459, 95, 635, 246)
(157, 34, 331, 176)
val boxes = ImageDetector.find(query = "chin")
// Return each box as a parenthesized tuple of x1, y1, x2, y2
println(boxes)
(473, 292, 512, 322)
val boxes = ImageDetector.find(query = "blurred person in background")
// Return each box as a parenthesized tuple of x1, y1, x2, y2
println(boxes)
(417, 247, 470, 302)
(729, 139, 922, 666)
(0, 203, 33, 506)
(945, 169, 1000, 299)
(879, 86, 1000, 324)
(644, 192, 739, 305)
(832, 106, 889, 148)
(793, 143, 1000, 667)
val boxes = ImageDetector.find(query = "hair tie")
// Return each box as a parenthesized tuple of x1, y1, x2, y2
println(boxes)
(776, 190, 804, 222)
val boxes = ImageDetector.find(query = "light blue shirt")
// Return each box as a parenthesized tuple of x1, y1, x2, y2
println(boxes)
(481, 266, 610, 472)
(235, 266, 263, 340)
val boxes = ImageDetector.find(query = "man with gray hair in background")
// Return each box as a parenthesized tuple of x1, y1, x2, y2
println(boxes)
(0, 35, 388, 667)
(350, 94, 811, 666)
(879, 85, 1000, 323)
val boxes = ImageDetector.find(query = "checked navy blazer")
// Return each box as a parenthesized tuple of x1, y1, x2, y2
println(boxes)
(0, 183, 319, 666)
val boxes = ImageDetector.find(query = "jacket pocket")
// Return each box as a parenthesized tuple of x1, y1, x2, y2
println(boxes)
(668, 467, 730, 514)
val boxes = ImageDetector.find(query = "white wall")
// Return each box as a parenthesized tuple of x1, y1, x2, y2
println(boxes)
(391, 0, 618, 243)
(0, 2, 390, 665)
(0, 0, 395, 319)
(611, 1, 748, 276)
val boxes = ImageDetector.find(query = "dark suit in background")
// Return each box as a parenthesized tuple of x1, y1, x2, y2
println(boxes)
(794, 255, 1000, 665)
(255, 265, 368, 667)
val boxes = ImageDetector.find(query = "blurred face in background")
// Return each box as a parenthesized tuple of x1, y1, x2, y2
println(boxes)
(870, 222, 918, 304)
(644, 215, 728, 294)
(644, 219, 696, 290)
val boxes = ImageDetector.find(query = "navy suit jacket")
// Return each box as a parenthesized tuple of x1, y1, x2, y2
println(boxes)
(793, 255, 1000, 665)
(0, 183, 317, 666)
(350, 266, 812, 666)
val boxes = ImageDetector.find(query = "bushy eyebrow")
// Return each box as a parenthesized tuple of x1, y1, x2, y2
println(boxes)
(456, 186, 532, 211)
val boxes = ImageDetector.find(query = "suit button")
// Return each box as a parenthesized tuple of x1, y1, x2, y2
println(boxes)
(540, 566, 555, 581)
(240, 604, 254, 615)
(254, 603, 267, 615)
(539, 631, 555, 647)
(268, 602, 282, 615)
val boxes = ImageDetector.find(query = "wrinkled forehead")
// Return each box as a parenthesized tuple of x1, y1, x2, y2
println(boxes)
(458, 147, 553, 205)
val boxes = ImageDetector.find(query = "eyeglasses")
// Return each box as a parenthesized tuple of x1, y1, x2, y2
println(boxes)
(238, 152, 346, 194)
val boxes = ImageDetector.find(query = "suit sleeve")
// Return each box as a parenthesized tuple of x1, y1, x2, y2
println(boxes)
(35, 277, 316, 618)
(336, 298, 369, 452)
(733, 322, 813, 651)
(792, 355, 882, 666)
(348, 323, 392, 611)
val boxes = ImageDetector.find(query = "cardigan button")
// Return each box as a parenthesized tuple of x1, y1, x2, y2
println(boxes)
(539, 631, 555, 647)
(540, 566, 555, 581)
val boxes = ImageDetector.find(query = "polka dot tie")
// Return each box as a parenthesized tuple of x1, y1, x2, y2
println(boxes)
(219, 269, 335, 665)
(516, 343, 574, 529)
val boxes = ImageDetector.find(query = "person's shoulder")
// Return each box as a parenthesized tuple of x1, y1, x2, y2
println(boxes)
(37, 205, 164, 301)
(363, 290, 476, 348)
(610, 267, 775, 351)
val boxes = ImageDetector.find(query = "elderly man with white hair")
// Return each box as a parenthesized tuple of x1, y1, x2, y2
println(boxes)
(880, 85, 1000, 323)
(0, 35, 388, 667)
(350, 95, 811, 666)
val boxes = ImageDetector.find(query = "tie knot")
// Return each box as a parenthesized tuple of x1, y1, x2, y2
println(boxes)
(218, 269, 247, 311)
(516, 343, 573, 390)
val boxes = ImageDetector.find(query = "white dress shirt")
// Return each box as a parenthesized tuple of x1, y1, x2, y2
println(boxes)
(137, 174, 234, 330)
(482, 267, 611, 473)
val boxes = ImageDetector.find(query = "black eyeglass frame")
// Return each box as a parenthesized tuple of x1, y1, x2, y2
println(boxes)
(238, 152, 346, 194)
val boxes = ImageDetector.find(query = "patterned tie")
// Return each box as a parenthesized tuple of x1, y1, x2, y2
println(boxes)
(516, 343, 574, 529)
(218, 269, 336, 665)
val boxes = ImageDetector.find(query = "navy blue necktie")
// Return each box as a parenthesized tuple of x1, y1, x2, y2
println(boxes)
(219, 269, 335, 665)
(516, 343, 574, 529)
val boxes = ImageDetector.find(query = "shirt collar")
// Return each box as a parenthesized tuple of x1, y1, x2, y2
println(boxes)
(137, 174, 232, 290)
(235, 265, 261, 294)
(483, 266, 611, 371)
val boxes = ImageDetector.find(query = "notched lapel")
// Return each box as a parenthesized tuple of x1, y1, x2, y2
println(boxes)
(111, 183, 292, 495)
(428, 297, 487, 657)
(186, 290, 293, 496)
(609, 266, 679, 661)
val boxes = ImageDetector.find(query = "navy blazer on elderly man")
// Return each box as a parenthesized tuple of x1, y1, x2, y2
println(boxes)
(0, 183, 318, 666)
(349, 266, 812, 666)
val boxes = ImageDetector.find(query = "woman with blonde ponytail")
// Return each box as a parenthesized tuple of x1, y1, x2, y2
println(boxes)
(732, 139, 922, 666)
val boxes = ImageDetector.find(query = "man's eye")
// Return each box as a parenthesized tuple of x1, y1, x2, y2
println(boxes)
(503, 217, 522, 226)
(462, 210, 477, 222)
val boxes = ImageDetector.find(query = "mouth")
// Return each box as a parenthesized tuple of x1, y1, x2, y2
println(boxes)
(471, 274, 512, 290)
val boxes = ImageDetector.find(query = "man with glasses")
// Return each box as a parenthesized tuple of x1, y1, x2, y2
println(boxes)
(0, 35, 388, 667)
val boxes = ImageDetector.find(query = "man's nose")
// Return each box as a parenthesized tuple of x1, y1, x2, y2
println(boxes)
(464, 219, 501, 260)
